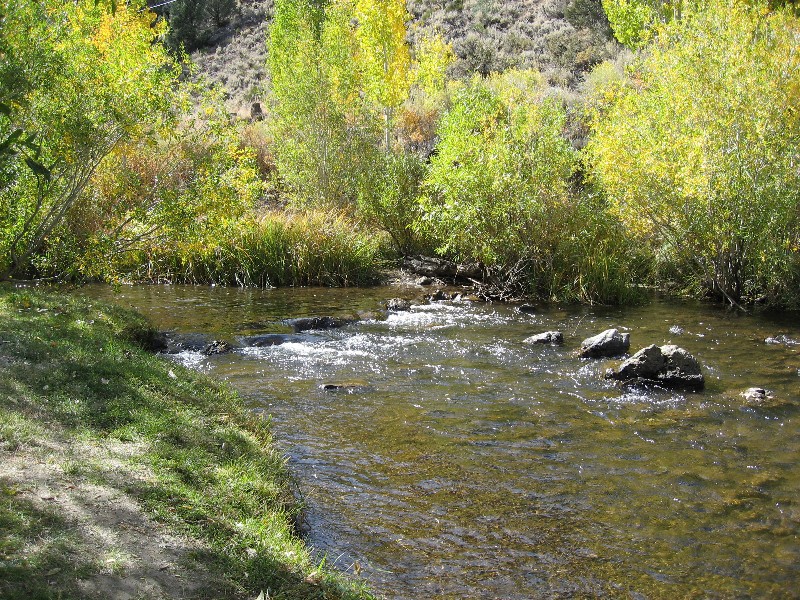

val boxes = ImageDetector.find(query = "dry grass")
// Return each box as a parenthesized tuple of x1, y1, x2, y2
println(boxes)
(190, 0, 623, 114)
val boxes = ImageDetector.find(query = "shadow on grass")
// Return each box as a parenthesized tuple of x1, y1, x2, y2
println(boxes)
(0, 486, 96, 600)
(0, 287, 373, 600)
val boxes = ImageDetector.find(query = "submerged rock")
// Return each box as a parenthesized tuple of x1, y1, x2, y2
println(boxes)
(386, 298, 413, 312)
(579, 328, 630, 358)
(605, 344, 705, 390)
(740, 387, 789, 409)
(742, 387, 769, 402)
(524, 331, 564, 345)
(320, 380, 370, 393)
(286, 316, 354, 333)
(517, 304, 537, 315)
(161, 332, 214, 354)
(239, 334, 306, 347)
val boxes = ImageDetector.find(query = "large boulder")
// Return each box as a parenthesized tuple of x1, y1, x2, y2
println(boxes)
(285, 316, 354, 333)
(524, 331, 564, 345)
(605, 344, 705, 390)
(579, 328, 630, 358)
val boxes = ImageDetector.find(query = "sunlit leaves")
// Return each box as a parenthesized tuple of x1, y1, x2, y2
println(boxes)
(355, 0, 411, 111)
(588, 0, 800, 305)
(420, 70, 577, 267)
(0, 0, 180, 277)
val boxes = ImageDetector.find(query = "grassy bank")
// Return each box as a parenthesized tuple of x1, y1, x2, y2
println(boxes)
(0, 286, 374, 600)
(136, 211, 391, 288)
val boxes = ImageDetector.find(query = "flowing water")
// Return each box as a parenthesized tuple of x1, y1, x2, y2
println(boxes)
(80, 284, 800, 599)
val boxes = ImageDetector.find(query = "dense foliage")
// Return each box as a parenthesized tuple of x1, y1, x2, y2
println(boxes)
(1, 0, 797, 308)
(0, 0, 180, 279)
(588, 0, 800, 305)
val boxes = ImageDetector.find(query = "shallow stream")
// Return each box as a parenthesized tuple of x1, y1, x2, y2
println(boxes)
(80, 284, 800, 598)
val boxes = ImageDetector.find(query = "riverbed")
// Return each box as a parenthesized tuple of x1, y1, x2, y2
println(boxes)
(80, 284, 800, 598)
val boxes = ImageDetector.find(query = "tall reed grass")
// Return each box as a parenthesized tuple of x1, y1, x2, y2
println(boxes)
(133, 210, 390, 287)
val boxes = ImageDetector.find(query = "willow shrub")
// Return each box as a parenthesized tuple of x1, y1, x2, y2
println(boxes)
(419, 70, 641, 303)
(587, 0, 800, 307)
(357, 151, 430, 254)
(135, 211, 388, 287)
(33, 93, 267, 282)
(0, 0, 180, 279)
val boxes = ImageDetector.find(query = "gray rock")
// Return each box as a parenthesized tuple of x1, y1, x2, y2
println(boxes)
(524, 331, 564, 345)
(579, 328, 630, 358)
(386, 298, 413, 312)
(605, 344, 705, 390)
(285, 316, 354, 333)
(202, 340, 234, 355)
(428, 289, 450, 301)
(404, 255, 482, 280)
(405, 256, 458, 278)
(250, 102, 264, 121)
(416, 276, 435, 286)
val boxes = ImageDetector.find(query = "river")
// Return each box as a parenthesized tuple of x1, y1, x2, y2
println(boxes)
(79, 284, 800, 599)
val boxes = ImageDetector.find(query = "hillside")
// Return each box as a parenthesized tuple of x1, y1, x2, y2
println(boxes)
(189, 0, 619, 116)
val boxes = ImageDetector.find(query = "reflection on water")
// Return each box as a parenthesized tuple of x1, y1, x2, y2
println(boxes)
(81, 284, 800, 599)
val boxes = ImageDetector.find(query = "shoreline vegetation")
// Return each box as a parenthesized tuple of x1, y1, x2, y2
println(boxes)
(0, 285, 375, 600)
(1, 0, 798, 311)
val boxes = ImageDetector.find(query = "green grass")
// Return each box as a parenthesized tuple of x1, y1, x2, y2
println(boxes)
(134, 210, 391, 288)
(0, 285, 375, 600)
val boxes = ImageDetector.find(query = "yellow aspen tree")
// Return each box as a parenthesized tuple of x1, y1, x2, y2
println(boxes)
(354, 0, 412, 152)
(588, 0, 800, 306)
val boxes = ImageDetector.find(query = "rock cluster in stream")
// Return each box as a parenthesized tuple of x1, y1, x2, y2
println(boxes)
(155, 300, 727, 394)
(604, 344, 705, 390)
(523, 327, 706, 390)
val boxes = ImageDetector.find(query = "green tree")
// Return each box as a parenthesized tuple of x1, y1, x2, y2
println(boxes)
(164, 0, 236, 50)
(206, 0, 236, 27)
(0, 0, 180, 278)
(166, 0, 211, 50)
(601, 0, 668, 48)
(0, 0, 56, 189)
(268, 0, 384, 207)
(587, 0, 800, 306)
(418, 70, 583, 297)
(354, 0, 412, 151)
